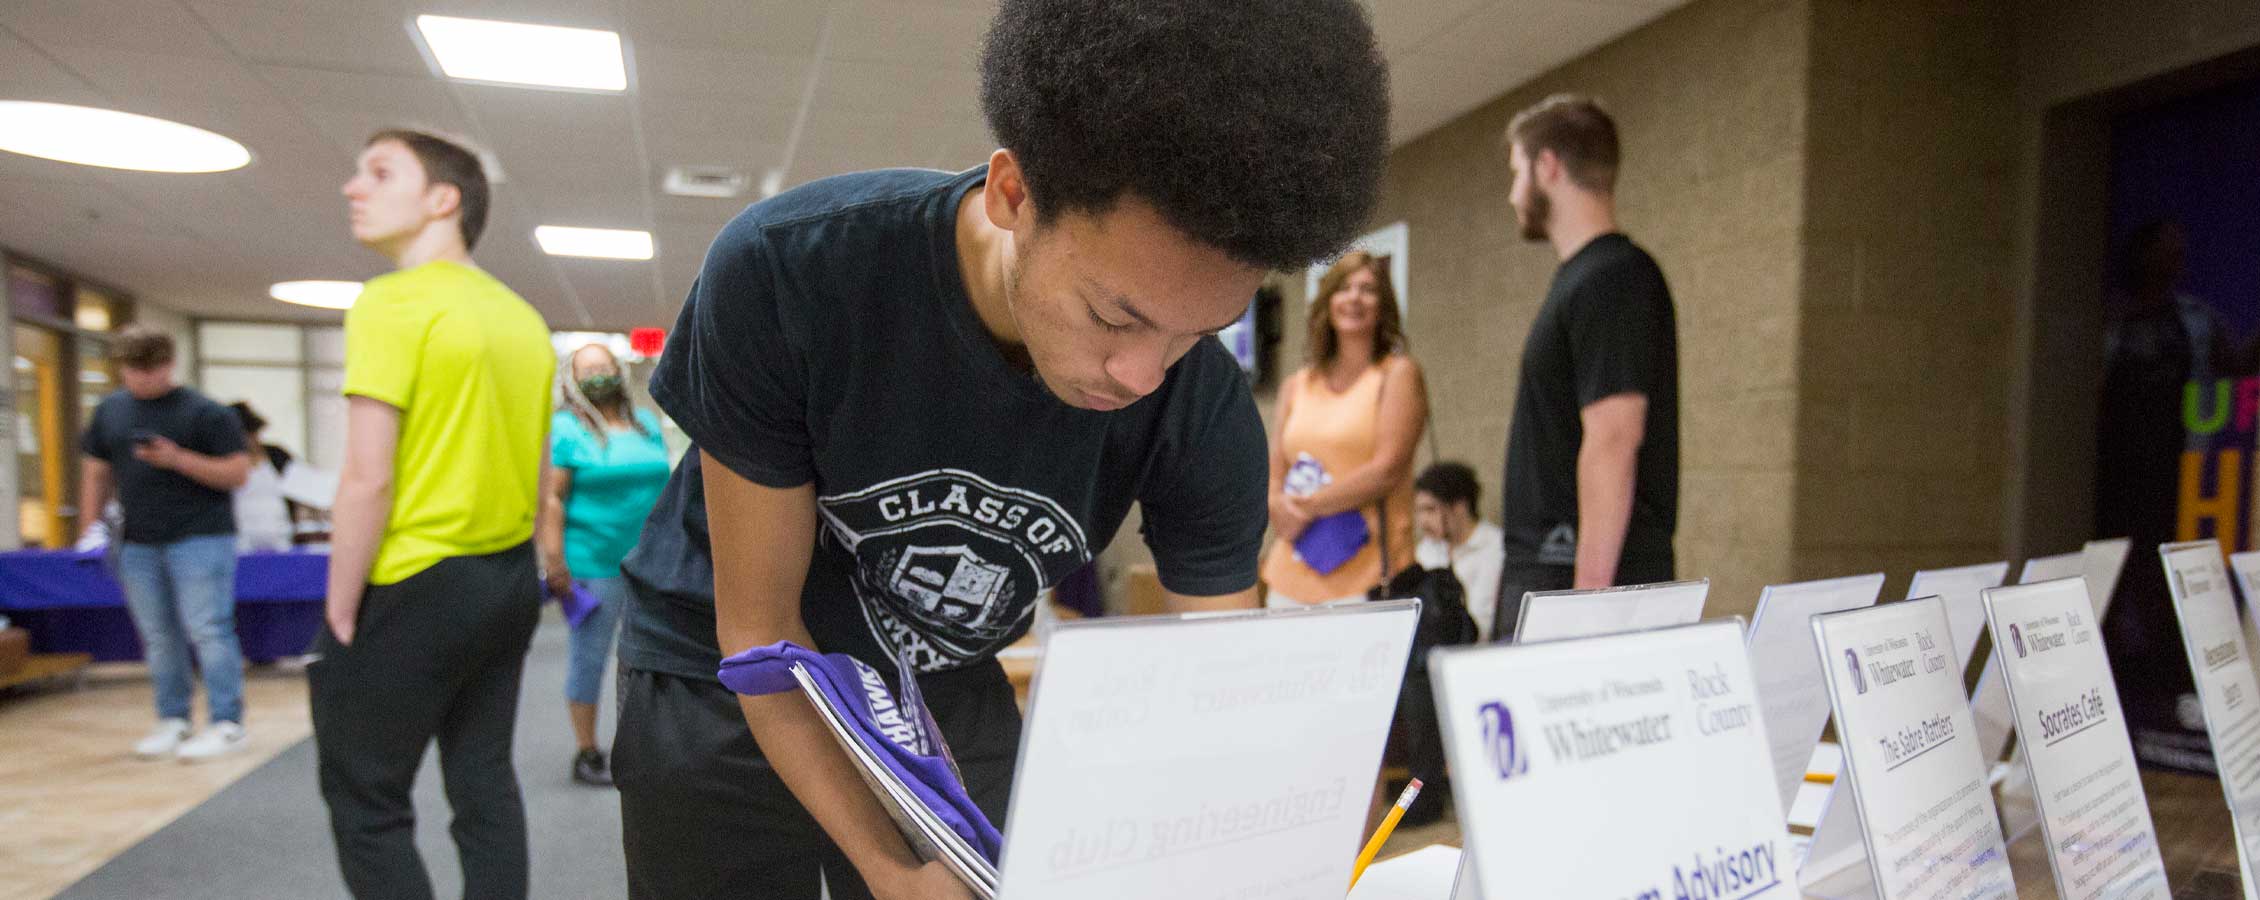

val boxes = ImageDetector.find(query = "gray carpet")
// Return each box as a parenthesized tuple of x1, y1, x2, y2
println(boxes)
(59, 612, 628, 899)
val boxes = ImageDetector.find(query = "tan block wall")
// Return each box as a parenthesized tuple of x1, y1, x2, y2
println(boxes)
(1791, 1, 2021, 595)
(1333, 0, 1814, 620)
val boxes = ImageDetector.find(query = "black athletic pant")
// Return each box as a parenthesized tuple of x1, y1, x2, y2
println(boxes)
(614, 660, 1021, 900)
(309, 543, 542, 900)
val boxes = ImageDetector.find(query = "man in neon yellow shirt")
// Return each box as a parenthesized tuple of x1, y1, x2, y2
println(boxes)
(312, 128, 552, 900)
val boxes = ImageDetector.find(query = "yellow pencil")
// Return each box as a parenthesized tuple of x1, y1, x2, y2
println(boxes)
(1347, 778, 1423, 890)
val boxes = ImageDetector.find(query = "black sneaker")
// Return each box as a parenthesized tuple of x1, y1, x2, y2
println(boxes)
(572, 748, 613, 787)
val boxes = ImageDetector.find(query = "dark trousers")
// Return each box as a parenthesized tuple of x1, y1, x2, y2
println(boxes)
(309, 543, 542, 900)
(614, 661, 1021, 900)
(1491, 561, 1575, 643)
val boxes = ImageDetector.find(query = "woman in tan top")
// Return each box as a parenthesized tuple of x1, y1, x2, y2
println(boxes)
(1262, 251, 1429, 606)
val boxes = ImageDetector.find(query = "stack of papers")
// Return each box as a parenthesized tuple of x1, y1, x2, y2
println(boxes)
(791, 662, 998, 898)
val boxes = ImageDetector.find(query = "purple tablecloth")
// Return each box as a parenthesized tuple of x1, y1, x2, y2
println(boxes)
(0, 548, 328, 663)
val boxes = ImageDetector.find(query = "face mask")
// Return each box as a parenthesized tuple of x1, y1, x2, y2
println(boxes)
(579, 374, 625, 404)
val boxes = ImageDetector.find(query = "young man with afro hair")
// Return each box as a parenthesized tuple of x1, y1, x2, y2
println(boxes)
(611, 1, 1392, 897)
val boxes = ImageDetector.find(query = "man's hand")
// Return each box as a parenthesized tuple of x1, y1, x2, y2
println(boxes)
(1270, 493, 1313, 541)
(872, 861, 975, 900)
(131, 435, 183, 470)
(326, 606, 356, 647)
(542, 557, 572, 598)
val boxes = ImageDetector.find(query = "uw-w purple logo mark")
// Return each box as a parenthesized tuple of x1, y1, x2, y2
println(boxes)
(1478, 701, 1529, 780)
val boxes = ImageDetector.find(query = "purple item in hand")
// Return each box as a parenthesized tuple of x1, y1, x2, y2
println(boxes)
(551, 583, 600, 629)
(718, 642, 1003, 863)
(1293, 508, 1370, 575)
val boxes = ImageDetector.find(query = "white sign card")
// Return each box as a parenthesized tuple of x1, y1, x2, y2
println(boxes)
(1975, 542, 2133, 766)
(1513, 579, 1709, 644)
(1982, 578, 2169, 899)
(1812, 597, 2015, 900)
(1905, 561, 2011, 668)
(2160, 540, 2260, 900)
(1746, 573, 1886, 812)
(2081, 538, 2132, 617)
(1434, 620, 1791, 900)
(994, 601, 1420, 900)
(2231, 552, 2260, 698)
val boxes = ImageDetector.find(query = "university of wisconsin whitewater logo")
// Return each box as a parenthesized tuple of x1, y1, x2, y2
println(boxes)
(1478, 701, 1529, 780)
(2010, 624, 2027, 658)
(820, 469, 1090, 672)
(1845, 649, 1868, 695)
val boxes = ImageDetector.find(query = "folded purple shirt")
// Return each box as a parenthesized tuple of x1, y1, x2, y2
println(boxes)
(718, 642, 1003, 862)
(550, 582, 601, 629)
(1294, 508, 1371, 575)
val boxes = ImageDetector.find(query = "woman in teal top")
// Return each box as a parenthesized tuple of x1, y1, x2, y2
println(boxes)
(536, 343, 673, 786)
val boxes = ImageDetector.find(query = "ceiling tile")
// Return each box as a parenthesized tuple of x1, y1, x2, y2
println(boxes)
(826, 0, 987, 69)
(623, 0, 831, 55)
(636, 43, 812, 103)
(190, 1, 429, 76)
(0, 0, 231, 58)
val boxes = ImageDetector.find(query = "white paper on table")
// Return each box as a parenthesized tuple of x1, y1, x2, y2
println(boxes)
(1973, 542, 2134, 766)
(1746, 573, 1885, 813)
(277, 461, 340, 510)
(1811, 597, 2015, 900)
(2161, 541, 2260, 900)
(1434, 619, 1791, 900)
(1512, 578, 1708, 644)
(1981, 578, 2169, 899)
(1346, 845, 1463, 900)
(1905, 561, 2010, 669)
(994, 601, 1419, 900)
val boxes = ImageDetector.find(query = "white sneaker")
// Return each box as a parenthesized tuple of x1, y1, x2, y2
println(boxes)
(175, 722, 248, 762)
(134, 718, 192, 759)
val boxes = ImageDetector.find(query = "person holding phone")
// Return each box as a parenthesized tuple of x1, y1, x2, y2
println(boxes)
(79, 325, 256, 761)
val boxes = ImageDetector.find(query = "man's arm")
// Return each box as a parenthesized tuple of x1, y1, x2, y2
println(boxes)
(77, 457, 113, 541)
(136, 438, 252, 491)
(1163, 585, 1261, 613)
(1573, 393, 1646, 590)
(324, 396, 400, 646)
(536, 464, 574, 596)
(704, 452, 968, 900)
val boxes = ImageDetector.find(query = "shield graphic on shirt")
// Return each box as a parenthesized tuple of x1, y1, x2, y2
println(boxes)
(890, 544, 1011, 630)
(819, 468, 1093, 672)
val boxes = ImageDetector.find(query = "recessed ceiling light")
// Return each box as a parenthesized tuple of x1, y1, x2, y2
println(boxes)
(535, 226, 652, 260)
(270, 280, 364, 309)
(0, 101, 250, 173)
(414, 15, 627, 92)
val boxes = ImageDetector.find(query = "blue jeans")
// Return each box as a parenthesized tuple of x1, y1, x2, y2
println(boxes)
(118, 534, 245, 724)
(565, 577, 628, 706)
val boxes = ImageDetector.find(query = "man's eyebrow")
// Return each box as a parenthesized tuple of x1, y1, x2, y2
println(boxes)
(1089, 278, 1241, 334)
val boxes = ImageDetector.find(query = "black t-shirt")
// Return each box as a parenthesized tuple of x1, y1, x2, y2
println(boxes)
(80, 387, 245, 543)
(1499, 233, 1679, 581)
(619, 166, 1268, 681)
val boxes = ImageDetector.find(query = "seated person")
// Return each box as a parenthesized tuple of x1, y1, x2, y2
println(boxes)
(1413, 461, 1505, 641)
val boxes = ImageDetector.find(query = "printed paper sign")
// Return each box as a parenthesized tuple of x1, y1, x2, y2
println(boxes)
(1812, 597, 2015, 900)
(1434, 620, 1790, 900)
(1514, 579, 1709, 644)
(1746, 573, 1885, 812)
(2160, 541, 2260, 900)
(1983, 578, 2169, 899)
(994, 602, 1418, 900)
(1905, 562, 2010, 668)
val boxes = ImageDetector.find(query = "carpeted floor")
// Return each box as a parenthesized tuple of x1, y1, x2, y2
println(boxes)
(57, 616, 628, 899)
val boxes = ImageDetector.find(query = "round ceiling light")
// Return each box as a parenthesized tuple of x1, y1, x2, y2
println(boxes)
(270, 280, 363, 310)
(0, 101, 251, 173)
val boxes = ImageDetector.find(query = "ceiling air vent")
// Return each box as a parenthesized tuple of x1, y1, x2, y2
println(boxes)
(662, 165, 749, 199)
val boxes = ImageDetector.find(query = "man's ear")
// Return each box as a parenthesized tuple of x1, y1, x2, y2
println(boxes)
(424, 181, 462, 222)
(982, 148, 1034, 231)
